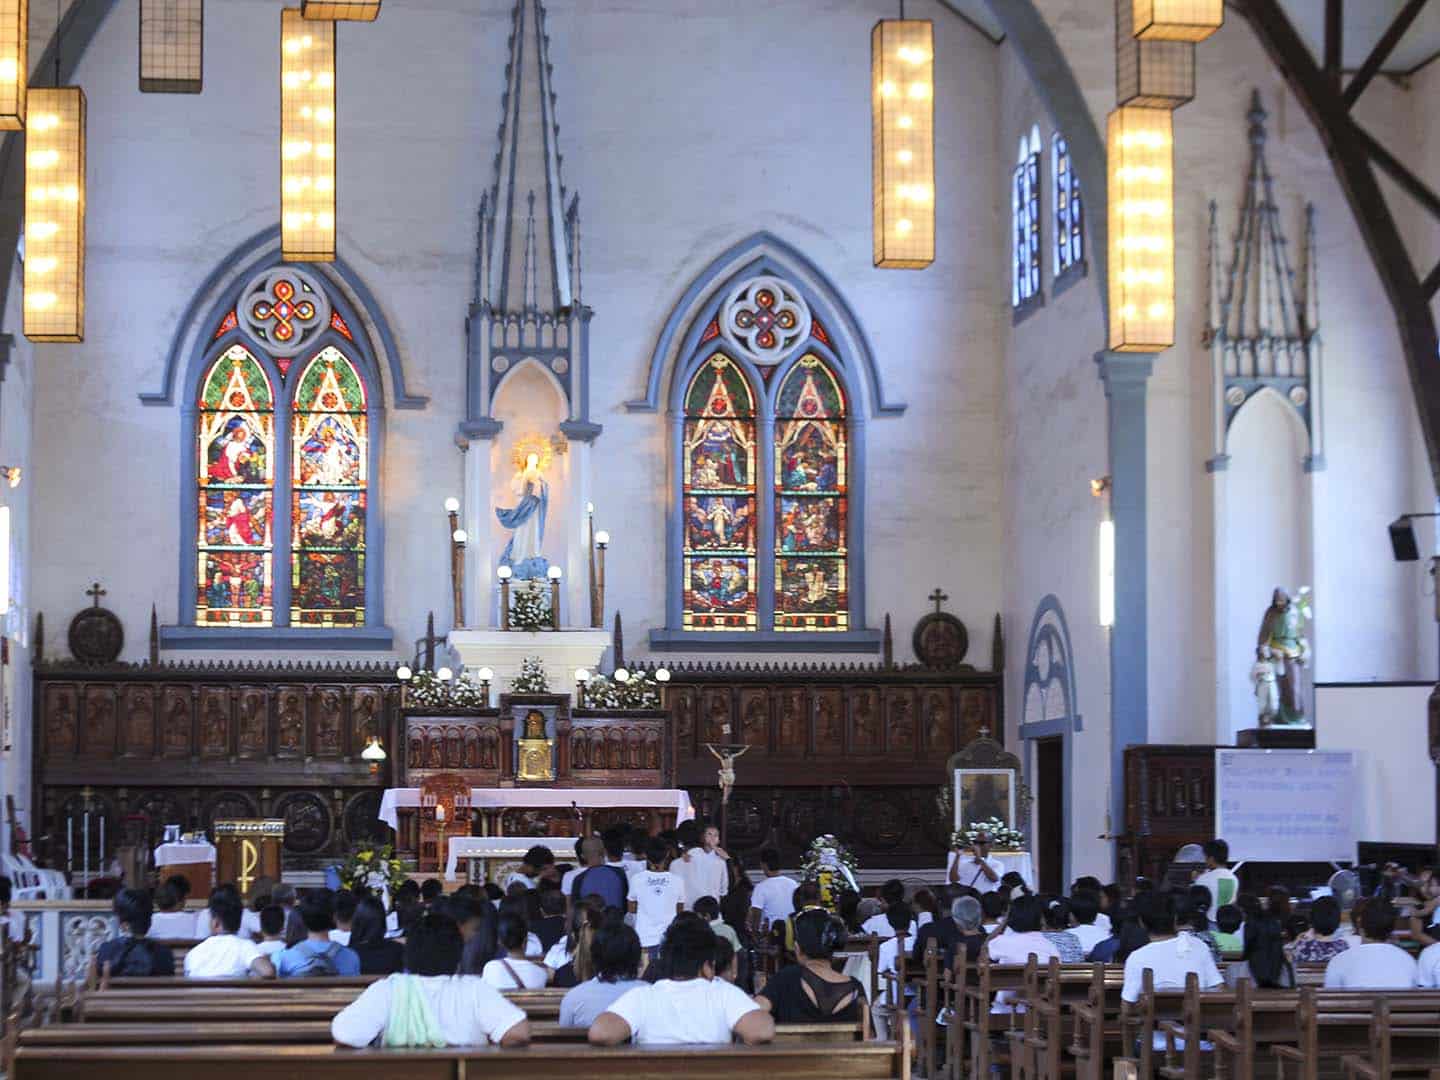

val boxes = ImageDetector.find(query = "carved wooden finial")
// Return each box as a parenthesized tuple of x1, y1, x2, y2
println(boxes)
(85, 582, 107, 608)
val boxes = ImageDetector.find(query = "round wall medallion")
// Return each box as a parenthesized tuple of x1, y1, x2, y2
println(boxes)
(721, 275, 812, 364)
(69, 606, 124, 665)
(1224, 385, 1246, 407)
(551, 357, 569, 375)
(493, 355, 510, 373)
(1289, 386, 1309, 407)
(913, 611, 969, 669)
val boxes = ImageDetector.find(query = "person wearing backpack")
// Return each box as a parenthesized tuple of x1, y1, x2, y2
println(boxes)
(277, 888, 360, 978)
(96, 888, 175, 979)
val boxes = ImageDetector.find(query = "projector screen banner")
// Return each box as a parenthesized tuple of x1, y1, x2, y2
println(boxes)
(1214, 749, 1355, 863)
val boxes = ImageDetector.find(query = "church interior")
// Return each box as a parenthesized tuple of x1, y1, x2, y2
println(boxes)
(0, 0, 1437, 1072)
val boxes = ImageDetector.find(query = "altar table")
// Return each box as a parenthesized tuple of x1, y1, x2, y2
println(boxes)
(445, 836, 582, 882)
(378, 787, 695, 831)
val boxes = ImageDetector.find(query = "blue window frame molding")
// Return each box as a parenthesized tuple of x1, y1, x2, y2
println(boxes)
(1018, 594, 1082, 885)
(151, 239, 409, 651)
(643, 235, 894, 653)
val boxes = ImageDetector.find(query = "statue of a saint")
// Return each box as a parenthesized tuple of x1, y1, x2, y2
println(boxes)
(1254, 586, 1312, 727)
(496, 451, 549, 579)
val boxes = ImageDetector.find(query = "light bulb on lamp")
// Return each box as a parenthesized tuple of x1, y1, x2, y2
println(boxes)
(547, 565, 563, 581)
(477, 667, 493, 683)
(575, 668, 591, 683)
(443, 497, 460, 513)
(437, 666, 454, 682)
(594, 530, 610, 549)
(497, 565, 513, 581)
(613, 667, 630, 684)
(655, 668, 671, 683)
(395, 664, 413, 681)
(452, 529, 468, 544)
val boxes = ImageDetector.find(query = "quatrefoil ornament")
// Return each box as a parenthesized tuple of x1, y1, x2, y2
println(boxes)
(720, 276, 811, 364)
(238, 267, 331, 358)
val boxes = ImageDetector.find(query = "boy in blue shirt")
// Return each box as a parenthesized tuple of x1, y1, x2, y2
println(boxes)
(277, 889, 360, 977)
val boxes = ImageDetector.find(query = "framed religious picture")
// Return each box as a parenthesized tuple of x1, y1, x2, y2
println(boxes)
(954, 768, 1016, 833)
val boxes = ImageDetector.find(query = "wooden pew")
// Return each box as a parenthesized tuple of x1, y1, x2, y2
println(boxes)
(1340, 998, 1440, 1080)
(1064, 962, 1126, 1080)
(1268, 988, 1440, 1080)
(12, 1039, 910, 1080)
(75, 987, 567, 1023)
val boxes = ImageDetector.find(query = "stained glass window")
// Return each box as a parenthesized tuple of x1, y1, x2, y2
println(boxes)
(682, 354, 758, 630)
(1012, 127, 1041, 308)
(1053, 132, 1084, 277)
(291, 346, 368, 626)
(774, 355, 848, 631)
(196, 345, 275, 626)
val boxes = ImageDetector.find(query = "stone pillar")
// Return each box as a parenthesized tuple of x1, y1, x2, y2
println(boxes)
(1096, 350, 1156, 847)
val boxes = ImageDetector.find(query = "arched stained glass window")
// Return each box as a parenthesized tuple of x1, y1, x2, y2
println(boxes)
(197, 345, 275, 625)
(1013, 127, 1042, 308)
(682, 354, 758, 630)
(774, 355, 848, 631)
(291, 346, 368, 627)
(1052, 132, 1084, 277)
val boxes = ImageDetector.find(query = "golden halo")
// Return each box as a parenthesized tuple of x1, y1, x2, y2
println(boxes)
(510, 433, 554, 473)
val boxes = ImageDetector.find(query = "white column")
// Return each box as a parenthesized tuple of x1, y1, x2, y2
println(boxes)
(462, 439, 495, 628)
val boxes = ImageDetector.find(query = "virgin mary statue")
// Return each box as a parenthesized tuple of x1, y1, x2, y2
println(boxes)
(496, 452, 549, 579)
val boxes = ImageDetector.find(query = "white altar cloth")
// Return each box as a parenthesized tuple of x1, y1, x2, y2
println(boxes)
(945, 850, 1035, 891)
(154, 841, 217, 867)
(378, 787, 695, 831)
(445, 836, 582, 881)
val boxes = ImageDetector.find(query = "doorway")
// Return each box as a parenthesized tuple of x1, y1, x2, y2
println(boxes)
(1035, 736, 1064, 894)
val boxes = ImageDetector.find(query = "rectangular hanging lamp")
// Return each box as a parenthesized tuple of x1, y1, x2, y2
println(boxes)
(280, 7, 335, 261)
(1106, 106, 1174, 352)
(1133, 0, 1222, 42)
(871, 19, 934, 269)
(139, 0, 203, 93)
(301, 1, 380, 20)
(24, 88, 86, 343)
(1116, 0, 1194, 108)
(0, 0, 24, 129)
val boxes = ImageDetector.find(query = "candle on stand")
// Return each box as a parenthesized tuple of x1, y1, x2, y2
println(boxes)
(435, 803, 446, 823)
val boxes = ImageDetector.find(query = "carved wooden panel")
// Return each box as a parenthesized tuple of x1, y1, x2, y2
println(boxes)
(850, 687, 881, 752)
(737, 688, 769, 753)
(813, 688, 844, 755)
(1123, 745, 1218, 886)
(312, 686, 345, 759)
(570, 718, 664, 784)
(43, 684, 78, 757)
(884, 687, 917, 755)
(671, 687, 696, 757)
(120, 685, 156, 758)
(81, 685, 118, 758)
(275, 687, 305, 757)
(199, 687, 231, 759)
(236, 686, 269, 758)
(775, 687, 808, 752)
(698, 688, 733, 745)
(921, 687, 953, 755)
(405, 717, 503, 783)
(958, 687, 994, 745)
(352, 687, 383, 748)
(160, 687, 192, 758)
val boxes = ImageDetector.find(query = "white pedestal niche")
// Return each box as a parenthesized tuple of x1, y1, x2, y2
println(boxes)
(446, 628, 610, 692)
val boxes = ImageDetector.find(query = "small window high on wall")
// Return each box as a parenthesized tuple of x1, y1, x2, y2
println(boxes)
(1012, 126, 1042, 312)
(1052, 132, 1084, 280)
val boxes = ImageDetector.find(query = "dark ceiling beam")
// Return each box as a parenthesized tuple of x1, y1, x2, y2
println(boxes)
(1241, 0, 1440, 489)
(1356, 126, 1440, 222)
(1423, 259, 1440, 301)
(1343, 0, 1430, 107)
(1324, 0, 1343, 85)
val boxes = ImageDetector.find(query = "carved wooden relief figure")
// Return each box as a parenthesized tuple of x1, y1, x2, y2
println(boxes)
(82, 686, 117, 757)
(121, 686, 155, 757)
(237, 688, 267, 755)
(314, 688, 343, 757)
(200, 690, 230, 757)
(276, 691, 304, 754)
(45, 686, 78, 756)
(851, 688, 879, 750)
(161, 688, 192, 756)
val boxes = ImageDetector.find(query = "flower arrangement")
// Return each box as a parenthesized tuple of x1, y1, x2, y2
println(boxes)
(510, 580, 552, 632)
(338, 841, 408, 897)
(582, 668, 662, 710)
(511, 655, 550, 694)
(953, 817, 1025, 850)
(799, 833, 860, 907)
(403, 668, 490, 709)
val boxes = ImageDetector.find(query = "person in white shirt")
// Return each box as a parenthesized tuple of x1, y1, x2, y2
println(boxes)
(589, 916, 774, 1046)
(503, 845, 555, 893)
(1323, 899, 1419, 989)
(1120, 893, 1223, 1004)
(1418, 940, 1440, 988)
(987, 896, 1060, 966)
(0, 877, 25, 946)
(860, 880, 919, 940)
(629, 837, 687, 951)
(1191, 839, 1239, 924)
(332, 910, 530, 1048)
(749, 848, 799, 931)
(876, 902, 916, 980)
(480, 912, 550, 990)
(1067, 890, 1110, 956)
(328, 889, 357, 947)
(948, 836, 1002, 894)
(674, 823, 729, 909)
(559, 838, 588, 899)
(183, 890, 275, 979)
(147, 882, 199, 940)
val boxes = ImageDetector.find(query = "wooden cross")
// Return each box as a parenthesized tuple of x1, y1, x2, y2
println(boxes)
(85, 582, 106, 609)
(928, 588, 948, 613)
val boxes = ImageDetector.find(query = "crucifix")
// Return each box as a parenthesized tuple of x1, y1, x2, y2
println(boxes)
(85, 582, 107, 608)
(928, 587, 948, 612)
(702, 742, 751, 846)
(412, 610, 445, 671)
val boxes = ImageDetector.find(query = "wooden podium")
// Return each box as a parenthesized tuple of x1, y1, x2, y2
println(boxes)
(213, 820, 285, 902)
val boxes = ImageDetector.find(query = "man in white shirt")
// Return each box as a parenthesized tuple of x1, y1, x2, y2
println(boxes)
(183, 891, 276, 979)
(748, 848, 799, 931)
(674, 823, 729, 910)
(328, 889, 357, 947)
(332, 911, 530, 1048)
(948, 836, 1002, 894)
(589, 917, 773, 1046)
(148, 882, 200, 940)
(628, 837, 686, 950)
(1323, 899, 1419, 989)
(860, 879, 919, 940)
(986, 896, 1060, 966)
(1120, 894, 1223, 1004)
(559, 838, 588, 898)
(1418, 940, 1440, 988)
(1191, 839, 1239, 924)
(1067, 890, 1110, 956)
(503, 845, 555, 892)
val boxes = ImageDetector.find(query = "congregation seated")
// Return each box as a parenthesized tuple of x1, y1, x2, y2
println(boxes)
(276, 888, 361, 977)
(348, 896, 404, 975)
(331, 910, 531, 1048)
(758, 909, 866, 1025)
(1211, 903, 1244, 955)
(909, 890, 963, 968)
(559, 921, 647, 1027)
(146, 882, 197, 940)
(1066, 888, 1109, 955)
(545, 895, 604, 983)
(987, 894, 1058, 965)
(1222, 914, 1294, 988)
(183, 887, 275, 979)
(95, 888, 174, 977)
(480, 911, 550, 989)
(1120, 892, 1222, 1003)
(859, 879, 917, 940)
(588, 915, 775, 1046)
(1040, 896, 1086, 960)
(532, 884, 567, 952)
(1322, 897, 1418, 988)
(1287, 894, 1348, 963)
(695, 895, 740, 952)
(876, 900, 914, 979)
(445, 893, 498, 975)
(747, 847, 799, 932)
(256, 904, 287, 958)
(329, 889, 357, 946)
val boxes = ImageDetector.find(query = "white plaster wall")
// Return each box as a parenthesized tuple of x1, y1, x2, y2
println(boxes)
(27, 0, 1007, 669)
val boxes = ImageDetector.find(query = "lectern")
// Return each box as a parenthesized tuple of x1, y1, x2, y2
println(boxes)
(213, 819, 285, 901)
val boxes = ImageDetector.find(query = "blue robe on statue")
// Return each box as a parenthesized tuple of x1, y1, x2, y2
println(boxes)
(496, 473, 549, 580)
